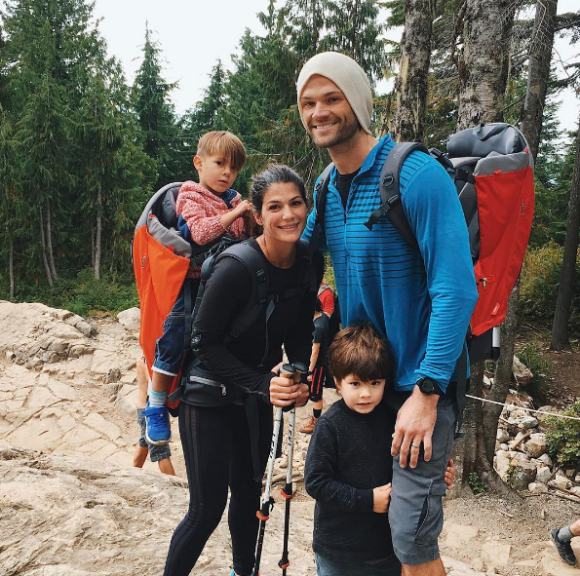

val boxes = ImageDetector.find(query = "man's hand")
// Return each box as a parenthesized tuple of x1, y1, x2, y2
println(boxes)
(391, 387, 439, 468)
(372, 483, 392, 513)
(270, 376, 309, 408)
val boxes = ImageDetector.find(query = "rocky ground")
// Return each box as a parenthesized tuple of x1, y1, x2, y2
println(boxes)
(1, 301, 579, 575)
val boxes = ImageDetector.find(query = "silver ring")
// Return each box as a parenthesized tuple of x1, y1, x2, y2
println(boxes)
(411, 443, 420, 448)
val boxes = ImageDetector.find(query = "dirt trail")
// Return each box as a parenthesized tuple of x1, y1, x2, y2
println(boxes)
(1, 302, 579, 575)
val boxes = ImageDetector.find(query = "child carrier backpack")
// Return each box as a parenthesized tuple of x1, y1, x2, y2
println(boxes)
(132, 182, 242, 415)
(313, 122, 535, 366)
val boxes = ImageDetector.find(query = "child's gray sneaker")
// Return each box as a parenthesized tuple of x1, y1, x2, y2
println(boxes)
(551, 527, 577, 565)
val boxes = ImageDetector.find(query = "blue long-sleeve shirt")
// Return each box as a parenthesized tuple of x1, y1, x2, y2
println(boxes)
(302, 135, 478, 393)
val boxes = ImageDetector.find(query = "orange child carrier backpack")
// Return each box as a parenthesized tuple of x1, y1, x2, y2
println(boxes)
(133, 182, 235, 415)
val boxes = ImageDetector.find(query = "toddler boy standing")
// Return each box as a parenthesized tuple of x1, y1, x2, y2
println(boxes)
(305, 323, 454, 575)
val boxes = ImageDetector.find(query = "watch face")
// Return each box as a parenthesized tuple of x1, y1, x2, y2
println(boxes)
(420, 379, 435, 393)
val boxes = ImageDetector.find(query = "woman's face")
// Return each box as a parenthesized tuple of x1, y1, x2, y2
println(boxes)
(254, 182, 308, 245)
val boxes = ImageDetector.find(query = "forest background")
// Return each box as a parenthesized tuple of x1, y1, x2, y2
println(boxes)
(0, 0, 580, 490)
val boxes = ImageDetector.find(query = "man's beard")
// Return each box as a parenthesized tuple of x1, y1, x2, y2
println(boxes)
(308, 115, 361, 149)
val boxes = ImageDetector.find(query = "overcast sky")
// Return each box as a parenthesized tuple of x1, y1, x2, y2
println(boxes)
(10, 0, 580, 132)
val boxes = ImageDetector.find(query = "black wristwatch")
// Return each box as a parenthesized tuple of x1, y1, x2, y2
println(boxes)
(416, 377, 442, 396)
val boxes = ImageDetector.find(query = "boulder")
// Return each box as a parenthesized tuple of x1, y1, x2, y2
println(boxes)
(495, 450, 513, 482)
(524, 433, 547, 458)
(527, 481, 549, 493)
(497, 428, 509, 444)
(509, 415, 539, 429)
(510, 461, 537, 490)
(568, 486, 580, 498)
(536, 466, 552, 484)
(513, 355, 533, 385)
(506, 390, 535, 410)
(549, 471, 572, 491)
(117, 308, 141, 332)
(537, 453, 553, 467)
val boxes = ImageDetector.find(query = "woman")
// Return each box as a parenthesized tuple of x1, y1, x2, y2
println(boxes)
(163, 165, 323, 576)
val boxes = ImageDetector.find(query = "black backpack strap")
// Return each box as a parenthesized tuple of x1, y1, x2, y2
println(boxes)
(217, 242, 269, 342)
(308, 163, 334, 251)
(364, 142, 430, 250)
(183, 278, 194, 352)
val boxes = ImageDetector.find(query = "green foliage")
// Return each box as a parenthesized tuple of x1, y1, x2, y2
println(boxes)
(520, 243, 580, 331)
(3, 268, 139, 317)
(545, 400, 580, 470)
(468, 472, 488, 494)
(132, 25, 182, 188)
(517, 341, 551, 403)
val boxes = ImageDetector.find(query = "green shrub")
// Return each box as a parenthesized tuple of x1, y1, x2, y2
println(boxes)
(545, 400, 580, 470)
(468, 472, 488, 494)
(520, 243, 580, 330)
(3, 268, 138, 317)
(517, 341, 552, 403)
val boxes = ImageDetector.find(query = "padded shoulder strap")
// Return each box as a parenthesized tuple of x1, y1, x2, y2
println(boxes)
(364, 142, 430, 250)
(308, 164, 334, 251)
(218, 242, 269, 340)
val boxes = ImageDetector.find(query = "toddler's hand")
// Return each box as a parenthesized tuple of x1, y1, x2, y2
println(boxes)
(235, 200, 253, 216)
(372, 483, 392, 513)
(444, 458, 456, 490)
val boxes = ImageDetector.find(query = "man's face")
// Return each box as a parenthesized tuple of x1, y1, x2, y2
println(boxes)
(299, 75, 361, 149)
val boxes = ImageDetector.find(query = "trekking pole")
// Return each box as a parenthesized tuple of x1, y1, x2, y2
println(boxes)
(254, 364, 296, 575)
(278, 361, 307, 576)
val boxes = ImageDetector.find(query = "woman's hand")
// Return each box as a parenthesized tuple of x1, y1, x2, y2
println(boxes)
(270, 377, 309, 408)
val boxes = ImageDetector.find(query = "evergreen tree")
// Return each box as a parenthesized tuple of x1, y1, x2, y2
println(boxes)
(0, 105, 20, 300)
(324, 0, 386, 83)
(132, 25, 180, 189)
(217, 1, 300, 189)
(283, 0, 329, 64)
(181, 60, 228, 173)
(17, 71, 70, 286)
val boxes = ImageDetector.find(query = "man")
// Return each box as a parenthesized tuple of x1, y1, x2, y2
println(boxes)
(296, 52, 478, 575)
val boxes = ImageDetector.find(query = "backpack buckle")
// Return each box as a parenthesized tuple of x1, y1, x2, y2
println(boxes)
(382, 173, 395, 188)
(386, 194, 401, 207)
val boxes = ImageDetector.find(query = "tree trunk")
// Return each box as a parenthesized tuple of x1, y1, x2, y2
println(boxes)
(9, 240, 14, 301)
(39, 207, 54, 288)
(392, 0, 433, 142)
(453, 0, 516, 491)
(94, 189, 102, 280)
(551, 115, 580, 350)
(520, 0, 558, 159)
(498, 0, 558, 378)
(455, 0, 516, 130)
(46, 203, 58, 281)
(490, 284, 519, 448)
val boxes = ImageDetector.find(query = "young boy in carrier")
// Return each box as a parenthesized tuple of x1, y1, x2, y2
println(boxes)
(305, 323, 454, 576)
(143, 131, 252, 445)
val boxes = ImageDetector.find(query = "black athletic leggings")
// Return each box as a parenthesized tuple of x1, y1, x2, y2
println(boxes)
(164, 401, 273, 576)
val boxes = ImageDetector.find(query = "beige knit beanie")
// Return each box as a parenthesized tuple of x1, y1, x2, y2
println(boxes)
(296, 52, 373, 135)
